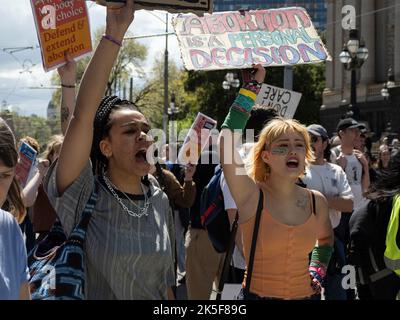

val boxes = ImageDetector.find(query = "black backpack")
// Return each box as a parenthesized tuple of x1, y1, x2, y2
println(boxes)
(200, 166, 231, 253)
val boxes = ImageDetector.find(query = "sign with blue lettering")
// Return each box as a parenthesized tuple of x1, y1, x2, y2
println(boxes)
(255, 84, 302, 119)
(173, 7, 331, 70)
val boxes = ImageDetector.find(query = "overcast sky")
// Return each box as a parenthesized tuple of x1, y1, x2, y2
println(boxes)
(0, 0, 183, 117)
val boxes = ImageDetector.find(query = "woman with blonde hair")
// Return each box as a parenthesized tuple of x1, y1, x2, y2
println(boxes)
(0, 117, 30, 299)
(42, 134, 64, 163)
(219, 65, 333, 300)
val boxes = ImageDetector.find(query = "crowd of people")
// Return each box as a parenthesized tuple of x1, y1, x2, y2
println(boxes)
(1, 0, 400, 300)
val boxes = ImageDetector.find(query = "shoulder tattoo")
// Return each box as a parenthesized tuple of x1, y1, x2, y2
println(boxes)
(296, 195, 308, 211)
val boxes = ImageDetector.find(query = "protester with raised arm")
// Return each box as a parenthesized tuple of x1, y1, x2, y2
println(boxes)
(219, 65, 333, 300)
(43, 0, 175, 299)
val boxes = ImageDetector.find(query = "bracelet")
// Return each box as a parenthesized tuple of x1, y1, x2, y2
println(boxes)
(243, 81, 263, 95)
(61, 84, 76, 88)
(102, 34, 122, 47)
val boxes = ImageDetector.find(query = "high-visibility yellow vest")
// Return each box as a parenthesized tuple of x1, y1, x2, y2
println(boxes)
(384, 195, 400, 277)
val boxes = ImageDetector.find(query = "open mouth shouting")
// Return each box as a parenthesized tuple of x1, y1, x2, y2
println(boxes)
(135, 148, 149, 164)
(286, 157, 299, 169)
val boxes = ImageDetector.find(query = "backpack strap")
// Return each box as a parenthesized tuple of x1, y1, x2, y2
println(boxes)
(216, 211, 240, 300)
(70, 181, 99, 239)
(243, 189, 264, 298)
(311, 190, 316, 216)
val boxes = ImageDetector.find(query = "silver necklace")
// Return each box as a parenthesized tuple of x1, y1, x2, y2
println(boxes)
(103, 175, 150, 218)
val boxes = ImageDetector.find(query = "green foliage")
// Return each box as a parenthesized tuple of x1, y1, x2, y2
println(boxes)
(184, 69, 238, 128)
(183, 64, 325, 127)
(0, 111, 52, 151)
(292, 63, 326, 125)
(136, 55, 199, 129)
(49, 27, 148, 127)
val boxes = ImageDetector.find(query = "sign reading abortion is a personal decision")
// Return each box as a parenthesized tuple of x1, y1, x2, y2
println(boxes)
(255, 84, 302, 119)
(173, 7, 331, 71)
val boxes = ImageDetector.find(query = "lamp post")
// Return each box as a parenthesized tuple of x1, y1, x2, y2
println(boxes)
(381, 67, 396, 99)
(222, 72, 240, 90)
(168, 92, 179, 144)
(339, 29, 369, 120)
(222, 73, 240, 108)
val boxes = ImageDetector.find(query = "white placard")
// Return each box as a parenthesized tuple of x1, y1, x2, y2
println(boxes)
(221, 284, 242, 300)
(255, 84, 302, 119)
(173, 7, 331, 71)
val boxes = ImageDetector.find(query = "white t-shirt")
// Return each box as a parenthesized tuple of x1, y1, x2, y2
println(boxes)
(218, 144, 254, 271)
(220, 173, 246, 270)
(302, 163, 354, 229)
(331, 147, 366, 210)
(341, 154, 365, 210)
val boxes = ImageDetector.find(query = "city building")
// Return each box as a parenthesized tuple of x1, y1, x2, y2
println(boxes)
(213, 0, 327, 30)
(321, 0, 400, 139)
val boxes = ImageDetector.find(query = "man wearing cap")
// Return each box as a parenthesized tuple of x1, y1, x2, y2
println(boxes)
(330, 119, 370, 300)
(331, 118, 370, 211)
(302, 124, 354, 300)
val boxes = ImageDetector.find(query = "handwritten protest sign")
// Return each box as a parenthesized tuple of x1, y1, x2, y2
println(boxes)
(93, 0, 213, 15)
(173, 7, 331, 71)
(31, 0, 92, 72)
(255, 84, 302, 119)
(15, 142, 38, 188)
(178, 112, 217, 164)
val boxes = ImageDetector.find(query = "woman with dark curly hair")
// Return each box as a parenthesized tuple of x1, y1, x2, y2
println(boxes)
(43, 0, 175, 299)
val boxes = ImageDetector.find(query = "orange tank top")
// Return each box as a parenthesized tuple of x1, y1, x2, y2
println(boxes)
(241, 190, 317, 300)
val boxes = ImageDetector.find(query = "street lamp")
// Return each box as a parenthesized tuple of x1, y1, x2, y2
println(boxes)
(381, 67, 396, 99)
(168, 93, 180, 143)
(339, 29, 369, 120)
(222, 72, 240, 90)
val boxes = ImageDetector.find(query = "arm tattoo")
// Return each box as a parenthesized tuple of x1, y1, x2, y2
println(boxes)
(61, 105, 70, 124)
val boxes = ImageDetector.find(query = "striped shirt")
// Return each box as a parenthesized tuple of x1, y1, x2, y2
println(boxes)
(43, 162, 175, 300)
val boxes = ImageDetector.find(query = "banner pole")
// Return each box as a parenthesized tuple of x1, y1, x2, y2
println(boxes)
(284, 66, 293, 90)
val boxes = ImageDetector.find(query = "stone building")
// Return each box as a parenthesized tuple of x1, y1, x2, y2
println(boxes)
(321, 0, 400, 138)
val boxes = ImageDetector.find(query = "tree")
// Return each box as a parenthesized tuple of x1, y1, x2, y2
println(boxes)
(0, 110, 52, 151)
(136, 55, 199, 130)
(184, 69, 237, 128)
(183, 63, 326, 127)
(49, 27, 148, 132)
(292, 63, 326, 125)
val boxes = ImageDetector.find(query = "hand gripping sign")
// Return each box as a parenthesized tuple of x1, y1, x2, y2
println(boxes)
(178, 112, 217, 165)
(173, 7, 331, 71)
(15, 142, 38, 188)
(92, 0, 213, 15)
